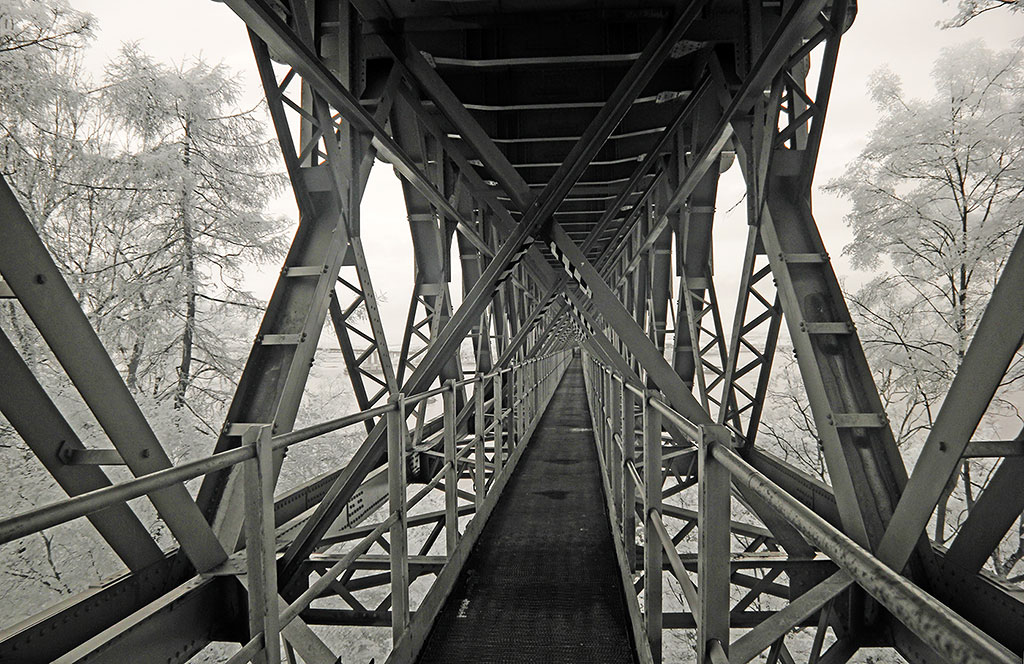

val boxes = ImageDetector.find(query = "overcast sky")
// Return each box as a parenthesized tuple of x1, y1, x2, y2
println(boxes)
(73, 0, 1024, 338)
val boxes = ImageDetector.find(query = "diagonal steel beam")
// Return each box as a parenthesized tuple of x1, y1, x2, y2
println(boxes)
(381, 7, 713, 413)
(945, 443, 1024, 575)
(875, 227, 1024, 571)
(0, 327, 164, 571)
(376, 1, 709, 215)
(581, 76, 711, 258)
(0, 177, 227, 572)
(550, 223, 710, 423)
(384, 4, 708, 393)
(222, 0, 485, 233)
(272, 28, 687, 576)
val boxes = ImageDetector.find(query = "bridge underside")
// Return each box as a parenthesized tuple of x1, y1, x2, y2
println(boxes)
(2, 1, 1024, 663)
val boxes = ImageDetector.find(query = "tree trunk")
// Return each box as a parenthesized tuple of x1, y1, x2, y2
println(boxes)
(937, 208, 972, 539)
(126, 337, 144, 393)
(174, 130, 195, 410)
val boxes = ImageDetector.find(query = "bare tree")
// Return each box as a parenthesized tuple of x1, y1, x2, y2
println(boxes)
(827, 41, 1024, 552)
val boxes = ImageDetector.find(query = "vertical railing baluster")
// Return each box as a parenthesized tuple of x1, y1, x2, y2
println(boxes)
(611, 375, 623, 523)
(475, 375, 486, 510)
(513, 364, 521, 444)
(698, 424, 733, 663)
(505, 368, 514, 450)
(622, 385, 637, 571)
(243, 424, 279, 664)
(387, 395, 409, 645)
(443, 380, 458, 555)
(532, 360, 540, 422)
(494, 371, 504, 475)
(643, 393, 663, 664)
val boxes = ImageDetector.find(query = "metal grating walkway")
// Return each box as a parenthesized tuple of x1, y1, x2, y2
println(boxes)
(416, 359, 637, 663)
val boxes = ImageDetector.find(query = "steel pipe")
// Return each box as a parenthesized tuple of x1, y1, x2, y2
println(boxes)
(711, 442, 1018, 664)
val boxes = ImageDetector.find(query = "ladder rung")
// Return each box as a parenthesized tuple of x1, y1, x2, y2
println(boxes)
(260, 333, 305, 345)
(802, 321, 854, 334)
(781, 252, 828, 264)
(831, 412, 886, 428)
(284, 265, 326, 277)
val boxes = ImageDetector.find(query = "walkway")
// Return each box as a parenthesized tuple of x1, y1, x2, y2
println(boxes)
(416, 359, 637, 663)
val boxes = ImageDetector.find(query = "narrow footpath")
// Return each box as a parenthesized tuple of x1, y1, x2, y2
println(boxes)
(416, 359, 638, 663)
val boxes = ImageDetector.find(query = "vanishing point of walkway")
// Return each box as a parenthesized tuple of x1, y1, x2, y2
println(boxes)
(417, 359, 638, 663)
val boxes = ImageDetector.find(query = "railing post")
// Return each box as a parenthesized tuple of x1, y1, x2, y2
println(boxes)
(504, 368, 515, 450)
(611, 375, 623, 522)
(493, 371, 504, 475)
(605, 369, 613, 466)
(242, 423, 279, 664)
(387, 395, 409, 645)
(524, 361, 531, 428)
(532, 360, 540, 422)
(698, 424, 733, 663)
(475, 374, 486, 510)
(622, 385, 637, 571)
(598, 369, 607, 461)
(513, 364, 521, 444)
(643, 393, 663, 664)
(443, 380, 458, 555)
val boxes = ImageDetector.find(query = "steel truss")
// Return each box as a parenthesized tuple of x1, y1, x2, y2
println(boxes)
(2, 1, 1024, 663)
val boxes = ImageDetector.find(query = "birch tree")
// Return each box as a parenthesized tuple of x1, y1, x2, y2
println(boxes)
(827, 42, 1024, 552)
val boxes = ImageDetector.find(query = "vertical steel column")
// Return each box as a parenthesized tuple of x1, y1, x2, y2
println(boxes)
(698, 424, 732, 663)
(598, 370, 606, 465)
(622, 386, 637, 571)
(532, 360, 539, 423)
(494, 371, 504, 474)
(387, 396, 409, 645)
(504, 368, 515, 451)
(443, 380, 458, 555)
(644, 393, 664, 664)
(532, 360, 540, 422)
(611, 375, 624, 521)
(475, 375, 486, 511)
(513, 365, 522, 444)
(242, 424, 279, 664)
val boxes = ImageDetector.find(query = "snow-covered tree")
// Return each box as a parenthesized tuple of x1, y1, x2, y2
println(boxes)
(826, 41, 1024, 554)
(0, 8, 289, 625)
(827, 41, 1024, 432)
(99, 44, 287, 417)
(941, 0, 1024, 27)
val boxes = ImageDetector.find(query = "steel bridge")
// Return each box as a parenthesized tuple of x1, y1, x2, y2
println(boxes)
(1, 1, 1023, 662)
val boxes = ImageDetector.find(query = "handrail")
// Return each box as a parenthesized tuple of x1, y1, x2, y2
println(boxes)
(713, 442, 1018, 664)
(0, 352, 569, 547)
(0, 350, 573, 664)
(581, 350, 1019, 664)
(225, 513, 399, 664)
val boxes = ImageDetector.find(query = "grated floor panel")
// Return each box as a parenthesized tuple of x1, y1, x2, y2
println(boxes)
(415, 359, 638, 663)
